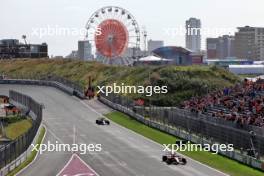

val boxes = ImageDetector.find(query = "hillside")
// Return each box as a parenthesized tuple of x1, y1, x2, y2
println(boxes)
(0, 59, 240, 106)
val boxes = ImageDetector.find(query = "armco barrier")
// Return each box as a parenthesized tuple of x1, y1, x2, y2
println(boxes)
(1, 77, 263, 171)
(0, 79, 85, 99)
(102, 94, 264, 157)
(0, 90, 43, 176)
(98, 95, 264, 172)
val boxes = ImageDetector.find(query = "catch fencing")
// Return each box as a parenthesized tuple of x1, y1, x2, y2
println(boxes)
(4, 73, 84, 94)
(1, 75, 263, 171)
(99, 93, 264, 171)
(0, 77, 85, 99)
(0, 90, 43, 175)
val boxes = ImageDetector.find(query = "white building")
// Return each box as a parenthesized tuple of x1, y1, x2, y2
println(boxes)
(229, 65, 264, 75)
(185, 18, 201, 52)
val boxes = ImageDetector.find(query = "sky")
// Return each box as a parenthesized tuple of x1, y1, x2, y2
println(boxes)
(1, 0, 264, 56)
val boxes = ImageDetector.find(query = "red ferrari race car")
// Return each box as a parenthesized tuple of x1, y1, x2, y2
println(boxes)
(162, 152, 187, 165)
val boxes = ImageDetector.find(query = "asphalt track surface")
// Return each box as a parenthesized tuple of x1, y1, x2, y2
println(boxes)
(0, 85, 228, 176)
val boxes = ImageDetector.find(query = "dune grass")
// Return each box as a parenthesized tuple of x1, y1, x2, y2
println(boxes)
(0, 59, 240, 106)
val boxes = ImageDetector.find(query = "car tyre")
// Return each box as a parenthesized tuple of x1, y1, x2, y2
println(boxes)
(162, 156, 167, 162)
(166, 159, 172, 165)
(182, 158, 187, 165)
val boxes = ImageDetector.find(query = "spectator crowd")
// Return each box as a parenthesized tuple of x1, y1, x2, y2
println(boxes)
(182, 79, 264, 127)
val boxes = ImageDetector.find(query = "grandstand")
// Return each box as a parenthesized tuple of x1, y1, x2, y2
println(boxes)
(182, 78, 264, 128)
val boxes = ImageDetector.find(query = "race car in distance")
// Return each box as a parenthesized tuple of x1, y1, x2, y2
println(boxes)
(162, 152, 187, 165)
(95, 118, 110, 125)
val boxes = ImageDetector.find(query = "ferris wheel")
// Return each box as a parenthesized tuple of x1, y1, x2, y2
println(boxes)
(85, 6, 141, 65)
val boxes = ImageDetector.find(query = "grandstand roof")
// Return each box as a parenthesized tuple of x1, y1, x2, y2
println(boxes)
(138, 55, 173, 62)
(153, 46, 192, 56)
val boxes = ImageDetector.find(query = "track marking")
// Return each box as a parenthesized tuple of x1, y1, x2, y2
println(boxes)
(43, 122, 65, 144)
(56, 153, 99, 176)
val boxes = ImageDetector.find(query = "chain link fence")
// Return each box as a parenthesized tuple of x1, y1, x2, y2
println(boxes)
(99, 92, 264, 171)
(1, 75, 263, 171)
(0, 76, 85, 99)
(0, 90, 42, 171)
(2, 73, 84, 96)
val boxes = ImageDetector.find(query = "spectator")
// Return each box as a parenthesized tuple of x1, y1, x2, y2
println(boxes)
(183, 79, 264, 128)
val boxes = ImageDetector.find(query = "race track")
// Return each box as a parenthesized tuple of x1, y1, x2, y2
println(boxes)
(0, 85, 228, 176)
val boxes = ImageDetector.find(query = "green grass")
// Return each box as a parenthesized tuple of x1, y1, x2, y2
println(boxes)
(105, 111, 264, 176)
(5, 119, 32, 140)
(7, 126, 46, 176)
(0, 59, 240, 106)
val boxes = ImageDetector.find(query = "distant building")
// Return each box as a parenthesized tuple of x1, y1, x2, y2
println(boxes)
(78, 40, 93, 60)
(122, 47, 142, 58)
(229, 65, 264, 75)
(0, 39, 19, 46)
(206, 35, 235, 59)
(65, 50, 78, 59)
(235, 26, 264, 61)
(134, 46, 203, 66)
(0, 39, 48, 59)
(223, 35, 235, 58)
(205, 58, 253, 68)
(207, 38, 218, 59)
(185, 18, 201, 52)
(152, 46, 193, 65)
(147, 40, 164, 53)
(190, 53, 203, 65)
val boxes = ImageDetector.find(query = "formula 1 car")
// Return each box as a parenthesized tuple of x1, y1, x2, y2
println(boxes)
(95, 118, 110, 125)
(162, 152, 187, 165)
